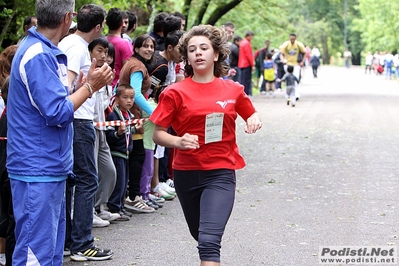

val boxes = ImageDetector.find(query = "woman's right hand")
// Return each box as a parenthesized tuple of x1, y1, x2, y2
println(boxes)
(177, 133, 199, 150)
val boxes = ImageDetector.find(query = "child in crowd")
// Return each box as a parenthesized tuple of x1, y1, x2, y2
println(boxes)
(277, 65, 300, 107)
(263, 53, 276, 97)
(106, 43, 115, 70)
(140, 86, 168, 209)
(105, 43, 116, 118)
(119, 34, 156, 213)
(89, 37, 120, 226)
(106, 84, 140, 220)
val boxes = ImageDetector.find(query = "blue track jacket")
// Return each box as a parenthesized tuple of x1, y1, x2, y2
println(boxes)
(6, 27, 75, 181)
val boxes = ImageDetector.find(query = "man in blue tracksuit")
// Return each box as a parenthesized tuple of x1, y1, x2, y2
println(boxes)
(6, 0, 113, 264)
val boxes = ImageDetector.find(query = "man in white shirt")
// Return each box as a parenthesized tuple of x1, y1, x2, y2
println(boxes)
(59, 4, 114, 262)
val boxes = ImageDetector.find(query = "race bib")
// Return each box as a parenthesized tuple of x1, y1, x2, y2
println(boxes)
(205, 113, 224, 144)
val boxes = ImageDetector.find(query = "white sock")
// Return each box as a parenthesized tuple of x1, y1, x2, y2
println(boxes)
(0, 253, 6, 264)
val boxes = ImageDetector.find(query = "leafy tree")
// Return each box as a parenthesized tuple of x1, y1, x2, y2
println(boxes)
(353, 0, 399, 54)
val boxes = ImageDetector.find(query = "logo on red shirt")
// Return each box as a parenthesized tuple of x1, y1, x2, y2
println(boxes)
(216, 100, 236, 109)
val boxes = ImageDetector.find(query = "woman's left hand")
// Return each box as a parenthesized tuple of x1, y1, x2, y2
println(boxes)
(245, 112, 262, 134)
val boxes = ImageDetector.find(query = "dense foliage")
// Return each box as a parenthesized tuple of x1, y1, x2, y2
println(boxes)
(1, 0, 393, 65)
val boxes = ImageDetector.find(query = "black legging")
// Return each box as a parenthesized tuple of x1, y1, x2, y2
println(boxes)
(174, 169, 236, 262)
(365, 64, 372, 74)
(312, 65, 318, 77)
(128, 139, 145, 200)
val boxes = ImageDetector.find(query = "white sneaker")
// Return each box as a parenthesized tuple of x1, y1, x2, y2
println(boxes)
(159, 182, 175, 194)
(63, 248, 71, 257)
(152, 186, 176, 200)
(0, 253, 6, 266)
(97, 209, 120, 221)
(124, 196, 155, 213)
(93, 213, 110, 228)
(165, 178, 175, 188)
(149, 193, 165, 204)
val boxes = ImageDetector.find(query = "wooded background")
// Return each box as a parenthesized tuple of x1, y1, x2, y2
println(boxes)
(0, 0, 397, 65)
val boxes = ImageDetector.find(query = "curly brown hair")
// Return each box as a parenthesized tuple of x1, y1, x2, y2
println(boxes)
(178, 25, 230, 78)
(1, 76, 10, 105)
(0, 45, 18, 86)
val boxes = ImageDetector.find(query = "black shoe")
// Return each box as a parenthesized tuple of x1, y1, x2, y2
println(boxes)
(115, 212, 130, 221)
(144, 199, 159, 210)
(121, 209, 133, 217)
(70, 246, 113, 261)
(287, 100, 290, 105)
(296, 97, 299, 101)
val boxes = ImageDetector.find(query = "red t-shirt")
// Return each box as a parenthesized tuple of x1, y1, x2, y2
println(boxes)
(150, 77, 256, 171)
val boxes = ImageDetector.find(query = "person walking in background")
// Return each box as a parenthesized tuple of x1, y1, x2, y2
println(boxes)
(273, 47, 285, 91)
(280, 33, 305, 100)
(151, 24, 262, 266)
(304, 45, 311, 67)
(277, 65, 300, 107)
(7, 0, 113, 264)
(344, 48, 352, 68)
(238, 30, 255, 98)
(310, 53, 320, 78)
(255, 40, 271, 93)
(311, 45, 321, 58)
(365, 52, 373, 74)
(379, 51, 386, 74)
(393, 53, 399, 82)
(229, 35, 242, 83)
(384, 51, 394, 80)
(373, 51, 380, 75)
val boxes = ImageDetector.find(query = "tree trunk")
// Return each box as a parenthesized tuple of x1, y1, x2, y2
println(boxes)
(182, 0, 192, 29)
(0, 0, 17, 49)
(0, 14, 15, 49)
(321, 34, 329, 65)
(205, 0, 242, 25)
(193, 0, 212, 26)
(352, 52, 361, 66)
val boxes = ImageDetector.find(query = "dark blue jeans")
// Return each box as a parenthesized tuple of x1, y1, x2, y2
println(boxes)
(240, 66, 252, 96)
(231, 66, 241, 83)
(69, 119, 98, 253)
(174, 169, 236, 262)
(107, 156, 128, 213)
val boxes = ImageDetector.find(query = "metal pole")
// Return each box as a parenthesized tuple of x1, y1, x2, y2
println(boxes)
(344, 0, 347, 50)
